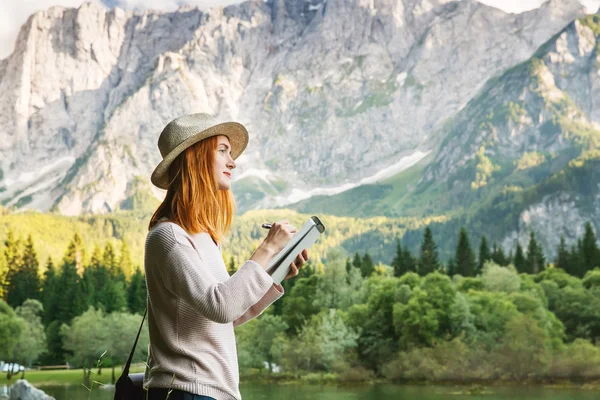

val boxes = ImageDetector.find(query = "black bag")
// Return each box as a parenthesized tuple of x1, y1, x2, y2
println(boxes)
(114, 309, 147, 400)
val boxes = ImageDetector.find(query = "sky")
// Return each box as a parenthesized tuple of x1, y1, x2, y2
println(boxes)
(0, 0, 599, 59)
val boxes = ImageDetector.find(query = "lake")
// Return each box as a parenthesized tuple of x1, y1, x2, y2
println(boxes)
(2, 382, 599, 400)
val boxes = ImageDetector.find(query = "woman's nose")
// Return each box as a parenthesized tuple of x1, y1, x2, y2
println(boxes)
(227, 157, 236, 169)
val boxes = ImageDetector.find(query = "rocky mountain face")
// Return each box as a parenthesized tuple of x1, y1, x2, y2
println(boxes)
(418, 14, 600, 256)
(0, 0, 587, 215)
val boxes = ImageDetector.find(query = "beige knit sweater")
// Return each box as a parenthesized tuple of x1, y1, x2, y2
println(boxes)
(143, 221, 284, 400)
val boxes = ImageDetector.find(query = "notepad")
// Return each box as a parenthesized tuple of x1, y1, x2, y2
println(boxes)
(265, 216, 326, 284)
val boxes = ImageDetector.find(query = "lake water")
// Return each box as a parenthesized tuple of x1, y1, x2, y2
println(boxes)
(3, 382, 599, 400)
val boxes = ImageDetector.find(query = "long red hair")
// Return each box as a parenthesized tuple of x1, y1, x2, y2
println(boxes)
(148, 136, 236, 244)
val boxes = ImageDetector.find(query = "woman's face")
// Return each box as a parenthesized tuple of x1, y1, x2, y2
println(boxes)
(213, 135, 236, 191)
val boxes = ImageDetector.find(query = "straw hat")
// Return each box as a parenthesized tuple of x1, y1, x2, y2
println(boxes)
(150, 113, 248, 189)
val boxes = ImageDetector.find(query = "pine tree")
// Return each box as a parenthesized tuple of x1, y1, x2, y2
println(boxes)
(568, 241, 586, 278)
(127, 268, 146, 315)
(419, 227, 440, 276)
(41, 257, 58, 326)
(361, 253, 375, 277)
(582, 222, 600, 272)
(455, 227, 477, 277)
(55, 241, 87, 323)
(392, 240, 412, 277)
(491, 242, 508, 266)
(119, 238, 135, 280)
(55, 261, 82, 323)
(103, 280, 128, 313)
(352, 252, 362, 271)
(345, 257, 352, 275)
(478, 235, 491, 271)
(227, 256, 236, 276)
(402, 247, 417, 274)
(103, 242, 119, 277)
(81, 265, 96, 309)
(6, 235, 40, 307)
(447, 257, 456, 276)
(513, 243, 526, 273)
(525, 231, 546, 274)
(391, 240, 417, 276)
(3, 229, 22, 297)
(64, 233, 86, 276)
(555, 235, 570, 272)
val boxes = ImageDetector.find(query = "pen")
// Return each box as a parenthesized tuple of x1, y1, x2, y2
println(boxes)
(261, 223, 272, 229)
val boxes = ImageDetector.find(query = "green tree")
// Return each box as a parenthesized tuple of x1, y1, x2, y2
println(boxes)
(497, 315, 552, 379)
(361, 253, 375, 278)
(6, 235, 40, 308)
(64, 233, 86, 275)
(447, 257, 456, 276)
(394, 273, 457, 348)
(3, 229, 22, 301)
(568, 241, 586, 278)
(481, 262, 521, 293)
(119, 238, 135, 280)
(61, 307, 110, 385)
(392, 240, 416, 277)
(478, 235, 491, 271)
(278, 309, 359, 372)
(128, 268, 147, 315)
(106, 311, 149, 383)
(582, 222, 600, 272)
(352, 252, 362, 272)
(347, 277, 401, 372)
(513, 243, 526, 273)
(13, 299, 46, 378)
(55, 240, 87, 324)
(103, 281, 128, 313)
(41, 320, 65, 365)
(41, 257, 58, 326)
(525, 231, 546, 274)
(237, 314, 288, 373)
(455, 227, 477, 277)
(282, 275, 321, 335)
(419, 227, 440, 276)
(314, 250, 365, 311)
(0, 251, 7, 299)
(103, 242, 119, 277)
(491, 242, 508, 266)
(0, 299, 25, 380)
(555, 236, 570, 272)
(227, 256, 236, 276)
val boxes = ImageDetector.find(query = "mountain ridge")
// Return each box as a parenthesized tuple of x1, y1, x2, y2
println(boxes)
(0, 0, 587, 215)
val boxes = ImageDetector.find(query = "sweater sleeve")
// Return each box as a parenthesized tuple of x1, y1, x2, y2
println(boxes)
(233, 283, 285, 328)
(161, 242, 275, 324)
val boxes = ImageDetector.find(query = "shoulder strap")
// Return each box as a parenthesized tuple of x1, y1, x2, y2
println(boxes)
(121, 308, 147, 377)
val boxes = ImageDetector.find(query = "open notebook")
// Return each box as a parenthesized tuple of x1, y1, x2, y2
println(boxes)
(265, 216, 326, 284)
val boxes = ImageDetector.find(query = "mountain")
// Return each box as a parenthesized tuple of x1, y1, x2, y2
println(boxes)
(293, 13, 600, 257)
(0, 0, 586, 215)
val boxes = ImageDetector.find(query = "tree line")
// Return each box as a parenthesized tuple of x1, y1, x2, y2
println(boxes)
(1, 221, 600, 384)
(0, 230, 146, 382)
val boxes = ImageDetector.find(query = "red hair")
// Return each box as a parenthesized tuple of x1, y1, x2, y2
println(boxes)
(148, 136, 236, 244)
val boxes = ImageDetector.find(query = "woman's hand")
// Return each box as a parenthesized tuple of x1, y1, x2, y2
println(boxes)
(250, 220, 297, 269)
(283, 249, 309, 281)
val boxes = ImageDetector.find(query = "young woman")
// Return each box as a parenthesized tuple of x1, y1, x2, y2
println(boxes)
(143, 113, 308, 400)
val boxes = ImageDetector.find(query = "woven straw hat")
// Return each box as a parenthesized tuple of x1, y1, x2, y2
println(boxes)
(150, 113, 249, 189)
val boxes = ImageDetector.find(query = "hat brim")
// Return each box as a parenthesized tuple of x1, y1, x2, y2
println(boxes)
(150, 121, 248, 190)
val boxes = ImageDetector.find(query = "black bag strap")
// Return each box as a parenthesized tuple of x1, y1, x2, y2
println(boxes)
(121, 308, 147, 377)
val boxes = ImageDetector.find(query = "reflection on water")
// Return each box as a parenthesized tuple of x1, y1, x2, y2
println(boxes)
(2, 382, 599, 400)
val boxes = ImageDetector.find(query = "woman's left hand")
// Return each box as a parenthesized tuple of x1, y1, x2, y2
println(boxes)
(284, 249, 309, 281)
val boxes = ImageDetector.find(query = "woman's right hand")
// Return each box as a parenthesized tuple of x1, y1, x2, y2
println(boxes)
(250, 220, 296, 269)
